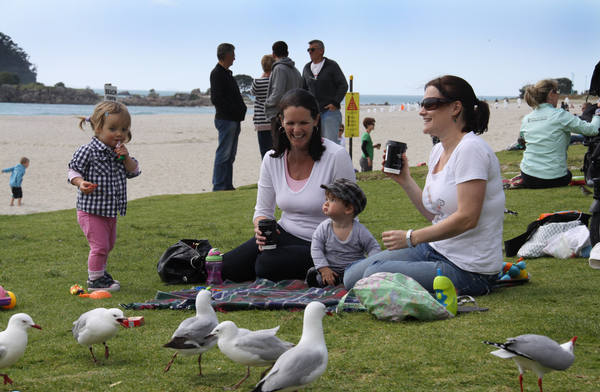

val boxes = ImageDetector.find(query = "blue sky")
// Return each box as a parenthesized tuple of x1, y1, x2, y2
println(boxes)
(1, 0, 598, 96)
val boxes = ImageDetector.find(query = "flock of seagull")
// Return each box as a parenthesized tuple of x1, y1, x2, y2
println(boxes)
(0, 288, 578, 391)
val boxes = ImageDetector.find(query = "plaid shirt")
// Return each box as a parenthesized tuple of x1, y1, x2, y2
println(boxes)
(68, 137, 140, 217)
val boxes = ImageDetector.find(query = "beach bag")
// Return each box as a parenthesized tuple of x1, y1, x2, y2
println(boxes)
(542, 225, 590, 259)
(339, 272, 453, 322)
(157, 239, 212, 284)
(505, 211, 590, 257)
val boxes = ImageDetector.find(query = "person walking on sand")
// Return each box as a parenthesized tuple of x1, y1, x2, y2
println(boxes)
(2, 157, 29, 206)
(302, 39, 348, 144)
(210, 43, 247, 191)
(68, 101, 141, 292)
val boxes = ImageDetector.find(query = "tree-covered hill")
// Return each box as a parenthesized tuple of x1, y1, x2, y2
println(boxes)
(0, 32, 37, 84)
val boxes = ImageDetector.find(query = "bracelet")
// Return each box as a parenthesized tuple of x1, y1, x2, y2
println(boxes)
(406, 229, 414, 248)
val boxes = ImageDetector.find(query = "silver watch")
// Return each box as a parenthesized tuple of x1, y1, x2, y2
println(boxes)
(406, 229, 414, 248)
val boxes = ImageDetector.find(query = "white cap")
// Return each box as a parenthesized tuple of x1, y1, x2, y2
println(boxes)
(589, 243, 600, 269)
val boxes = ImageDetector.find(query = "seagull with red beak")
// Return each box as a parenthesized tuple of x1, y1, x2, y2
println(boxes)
(0, 313, 42, 385)
(483, 334, 577, 392)
(72, 308, 128, 362)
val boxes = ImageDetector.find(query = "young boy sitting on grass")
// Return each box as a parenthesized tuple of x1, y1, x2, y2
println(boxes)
(307, 178, 381, 287)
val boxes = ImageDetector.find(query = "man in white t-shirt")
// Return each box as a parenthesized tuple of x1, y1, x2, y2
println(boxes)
(302, 40, 348, 144)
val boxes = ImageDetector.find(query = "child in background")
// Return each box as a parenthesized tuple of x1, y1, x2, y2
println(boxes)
(68, 101, 141, 292)
(359, 117, 381, 172)
(2, 157, 29, 206)
(307, 178, 380, 287)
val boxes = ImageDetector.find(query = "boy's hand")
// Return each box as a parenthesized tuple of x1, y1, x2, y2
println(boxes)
(318, 267, 339, 286)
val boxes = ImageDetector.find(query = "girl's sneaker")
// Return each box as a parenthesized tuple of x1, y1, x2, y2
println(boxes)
(87, 274, 120, 292)
(103, 271, 120, 286)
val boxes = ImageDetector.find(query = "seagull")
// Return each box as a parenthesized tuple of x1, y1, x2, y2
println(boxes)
(0, 313, 42, 385)
(483, 334, 577, 392)
(207, 321, 294, 389)
(72, 308, 128, 362)
(251, 301, 328, 392)
(163, 289, 218, 376)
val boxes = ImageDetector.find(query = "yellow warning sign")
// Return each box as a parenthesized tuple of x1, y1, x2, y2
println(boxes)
(345, 92, 360, 138)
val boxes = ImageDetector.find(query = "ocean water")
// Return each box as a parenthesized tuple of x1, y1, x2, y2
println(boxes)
(0, 93, 504, 116)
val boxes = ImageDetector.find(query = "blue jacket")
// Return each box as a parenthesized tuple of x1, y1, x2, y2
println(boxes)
(2, 163, 27, 187)
(520, 104, 600, 179)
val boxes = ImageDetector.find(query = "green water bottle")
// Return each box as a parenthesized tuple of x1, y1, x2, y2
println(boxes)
(433, 269, 457, 315)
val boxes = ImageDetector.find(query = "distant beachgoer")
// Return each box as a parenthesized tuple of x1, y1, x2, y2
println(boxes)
(519, 79, 600, 189)
(210, 43, 247, 191)
(302, 39, 348, 144)
(359, 117, 381, 172)
(503, 98, 508, 109)
(517, 97, 521, 108)
(338, 124, 346, 149)
(2, 157, 29, 206)
(495, 98, 499, 109)
(68, 101, 141, 292)
(250, 54, 276, 158)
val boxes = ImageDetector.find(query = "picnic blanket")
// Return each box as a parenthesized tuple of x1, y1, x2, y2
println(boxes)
(119, 276, 527, 312)
(120, 279, 362, 311)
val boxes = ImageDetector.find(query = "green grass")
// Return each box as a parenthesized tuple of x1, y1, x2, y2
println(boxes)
(1, 145, 599, 391)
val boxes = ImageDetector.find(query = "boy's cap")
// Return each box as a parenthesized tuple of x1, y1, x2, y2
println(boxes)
(321, 178, 367, 215)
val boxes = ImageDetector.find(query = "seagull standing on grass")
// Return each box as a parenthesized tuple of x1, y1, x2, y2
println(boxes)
(207, 321, 294, 389)
(483, 334, 577, 392)
(251, 301, 328, 392)
(0, 313, 42, 385)
(72, 308, 128, 362)
(163, 289, 218, 376)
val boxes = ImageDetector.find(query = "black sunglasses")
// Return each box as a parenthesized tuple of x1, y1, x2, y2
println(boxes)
(421, 97, 454, 111)
(307, 48, 317, 53)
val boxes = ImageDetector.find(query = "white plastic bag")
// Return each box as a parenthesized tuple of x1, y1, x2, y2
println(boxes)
(542, 225, 590, 259)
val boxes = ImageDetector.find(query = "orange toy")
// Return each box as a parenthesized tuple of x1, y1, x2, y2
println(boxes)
(79, 290, 112, 299)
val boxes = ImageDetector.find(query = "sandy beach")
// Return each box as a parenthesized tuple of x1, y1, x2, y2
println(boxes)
(0, 99, 588, 216)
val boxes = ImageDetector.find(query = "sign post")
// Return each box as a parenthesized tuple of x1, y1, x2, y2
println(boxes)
(345, 75, 359, 159)
(104, 84, 117, 101)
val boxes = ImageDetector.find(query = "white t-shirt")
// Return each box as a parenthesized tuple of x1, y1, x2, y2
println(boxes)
(254, 138, 356, 241)
(423, 132, 504, 275)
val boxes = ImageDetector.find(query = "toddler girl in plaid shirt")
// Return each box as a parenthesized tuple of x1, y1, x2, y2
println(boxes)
(68, 101, 141, 292)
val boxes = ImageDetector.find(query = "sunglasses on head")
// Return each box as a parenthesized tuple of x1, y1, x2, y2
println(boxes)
(421, 97, 454, 111)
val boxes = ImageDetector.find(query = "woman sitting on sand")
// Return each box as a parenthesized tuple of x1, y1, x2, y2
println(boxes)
(519, 79, 600, 189)
(222, 89, 356, 282)
(343, 75, 504, 296)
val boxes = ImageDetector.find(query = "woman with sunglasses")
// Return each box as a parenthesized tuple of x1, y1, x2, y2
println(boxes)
(343, 75, 504, 296)
(519, 79, 600, 189)
(221, 88, 356, 282)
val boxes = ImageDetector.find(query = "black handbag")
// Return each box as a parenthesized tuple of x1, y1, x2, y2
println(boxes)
(156, 239, 212, 284)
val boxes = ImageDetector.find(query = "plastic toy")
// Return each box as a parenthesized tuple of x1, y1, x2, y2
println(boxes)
(499, 260, 528, 280)
(115, 141, 125, 161)
(70, 284, 86, 295)
(79, 290, 112, 299)
(0, 286, 16, 309)
(433, 269, 457, 315)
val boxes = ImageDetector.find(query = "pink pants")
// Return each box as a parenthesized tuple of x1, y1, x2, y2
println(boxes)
(77, 210, 117, 280)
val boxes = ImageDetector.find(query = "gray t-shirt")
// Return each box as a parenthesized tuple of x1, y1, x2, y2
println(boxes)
(311, 218, 381, 272)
